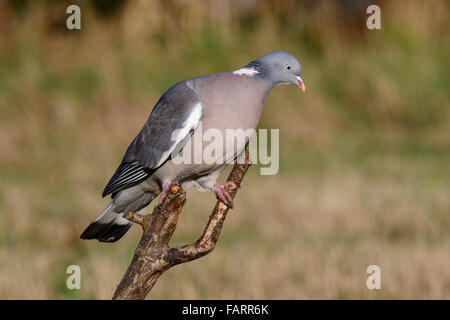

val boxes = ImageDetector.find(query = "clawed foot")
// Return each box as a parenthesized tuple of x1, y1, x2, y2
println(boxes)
(159, 180, 178, 204)
(213, 181, 238, 208)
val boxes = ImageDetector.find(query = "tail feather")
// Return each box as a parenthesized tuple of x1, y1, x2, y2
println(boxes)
(80, 202, 133, 242)
(80, 220, 132, 242)
(81, 182, 159, 243)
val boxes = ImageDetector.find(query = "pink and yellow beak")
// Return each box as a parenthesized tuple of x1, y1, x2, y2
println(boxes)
(296, 76, 306, 92)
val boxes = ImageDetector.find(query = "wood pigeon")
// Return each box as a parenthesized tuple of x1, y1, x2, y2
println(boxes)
(81, 51, 305, 242)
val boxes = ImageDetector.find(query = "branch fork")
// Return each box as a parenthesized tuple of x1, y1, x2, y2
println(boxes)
(112, 150, 251, 300)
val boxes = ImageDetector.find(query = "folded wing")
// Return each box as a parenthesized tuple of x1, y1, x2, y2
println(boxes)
(102, 81, 203, 197)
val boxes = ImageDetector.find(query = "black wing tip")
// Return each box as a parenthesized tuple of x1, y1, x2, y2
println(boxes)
(101, 162, 151, 198)
(80, 222, 131, 243)
(101, 184, 122, 198)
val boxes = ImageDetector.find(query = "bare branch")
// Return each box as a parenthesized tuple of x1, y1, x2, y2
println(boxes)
(112, 150, 252, 300)
(125, 212, 145, 226)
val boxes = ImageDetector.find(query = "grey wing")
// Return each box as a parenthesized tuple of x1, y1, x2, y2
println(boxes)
(102, 81, 203, 197)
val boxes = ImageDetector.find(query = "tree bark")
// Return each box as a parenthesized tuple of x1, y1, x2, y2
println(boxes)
(112, 150, 252, 300)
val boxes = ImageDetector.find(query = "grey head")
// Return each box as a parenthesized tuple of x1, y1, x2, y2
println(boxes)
(236, 51, 306, 92)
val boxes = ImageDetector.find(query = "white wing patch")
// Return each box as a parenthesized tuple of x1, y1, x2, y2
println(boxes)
(157, 102, 203, 167)
(232, 68, 259, 76)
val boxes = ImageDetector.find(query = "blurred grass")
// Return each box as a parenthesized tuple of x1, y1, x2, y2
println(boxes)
(0, 0, 449, 299)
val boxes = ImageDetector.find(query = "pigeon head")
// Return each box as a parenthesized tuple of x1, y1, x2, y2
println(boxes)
(239, 51, 306, 92)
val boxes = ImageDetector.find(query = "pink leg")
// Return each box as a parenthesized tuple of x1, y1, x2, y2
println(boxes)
(159, 183, 171, 204)
(213, 181, 238, 208)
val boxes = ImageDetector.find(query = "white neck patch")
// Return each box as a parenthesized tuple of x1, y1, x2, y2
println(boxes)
(232, 68, 259, 76)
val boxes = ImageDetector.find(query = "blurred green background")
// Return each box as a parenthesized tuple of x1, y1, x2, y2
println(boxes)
(0, 0, 449, 299)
